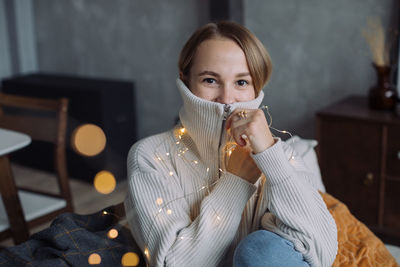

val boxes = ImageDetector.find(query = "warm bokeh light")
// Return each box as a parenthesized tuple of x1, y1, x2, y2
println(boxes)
(156, 198, 163, 205)
(121, 252, 140, 266)
(94, 170, 116, 194)
(88, 253, 102, 265)
(71, 124, 106, 157)
(107, 228, 119, 239)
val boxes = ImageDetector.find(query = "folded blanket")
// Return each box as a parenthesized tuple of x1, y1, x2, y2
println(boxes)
(321, 192, 399, 267)
(0, 207, 145, 267)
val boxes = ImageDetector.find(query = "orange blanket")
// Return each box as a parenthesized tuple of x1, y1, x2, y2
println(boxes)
(321, 193, 399, 267)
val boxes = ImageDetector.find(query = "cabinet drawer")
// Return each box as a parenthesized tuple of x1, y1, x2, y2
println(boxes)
(318, 118, 381, 225)
(384, 180, 400, 231)
(387, 126, 400, 178)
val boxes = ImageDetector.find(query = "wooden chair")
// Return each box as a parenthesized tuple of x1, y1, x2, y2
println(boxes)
(0, 92, 73, 244)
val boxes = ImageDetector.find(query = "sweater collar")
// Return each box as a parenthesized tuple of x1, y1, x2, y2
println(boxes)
(176, 78, 264, 164)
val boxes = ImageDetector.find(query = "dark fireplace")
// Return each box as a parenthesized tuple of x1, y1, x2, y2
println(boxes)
(1, 73, 137, 182)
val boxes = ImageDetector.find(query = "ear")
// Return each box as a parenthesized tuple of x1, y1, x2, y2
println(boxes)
(179, 72, 185, 81)
(179, 72, 189, 88)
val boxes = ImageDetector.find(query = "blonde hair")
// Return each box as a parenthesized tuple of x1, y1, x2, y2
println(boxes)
(178, 21, 272, 95)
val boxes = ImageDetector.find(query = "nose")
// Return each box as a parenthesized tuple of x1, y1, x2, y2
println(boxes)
(216, 85, 234, 104)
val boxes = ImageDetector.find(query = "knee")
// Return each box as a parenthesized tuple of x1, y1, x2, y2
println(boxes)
(233, 230, 307, 267)
(234, 230, 290, 257)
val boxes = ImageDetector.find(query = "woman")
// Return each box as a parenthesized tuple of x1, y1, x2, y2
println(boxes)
(124, 21, 337, 267)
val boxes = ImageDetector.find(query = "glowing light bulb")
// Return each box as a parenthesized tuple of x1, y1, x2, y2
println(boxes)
(166, 152, 170, 156)
(144, 248, 149, 256)
(180, 128, 185, 134)
(206, 168, 210, 172)
(156, 198, 163, 205)
(102, 211, 108, 215)
(88, 253, 102, 265)
(193, 160, 198, 164)
(169, 171, 174, 176)
(93, 170, 116, 194)
(107, 229, 118, 239)
(72, 124, 106, 157)
(121, 252, 140, 266)
(167, 209, 172, 215)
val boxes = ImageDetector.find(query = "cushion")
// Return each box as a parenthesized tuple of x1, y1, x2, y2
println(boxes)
(286, 135, 325, 192)
(322, 192, 399, 266)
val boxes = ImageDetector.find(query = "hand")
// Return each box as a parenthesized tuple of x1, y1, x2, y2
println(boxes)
(226, 108, 275, 154)
(226, 145, 261, 184)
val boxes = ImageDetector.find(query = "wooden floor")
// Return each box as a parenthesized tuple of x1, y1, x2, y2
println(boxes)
(0, 163, 128, 247)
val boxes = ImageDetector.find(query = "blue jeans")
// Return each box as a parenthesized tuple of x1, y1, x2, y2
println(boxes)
(233, 230, 309, 267)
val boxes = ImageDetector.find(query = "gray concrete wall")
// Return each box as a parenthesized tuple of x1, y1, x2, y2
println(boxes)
(32, 0, 397, 140)
(245, 0, 397, 138)
(33, 0, 201, 139)
(0, 0, 12, 80)
(0, 0, 38, 80)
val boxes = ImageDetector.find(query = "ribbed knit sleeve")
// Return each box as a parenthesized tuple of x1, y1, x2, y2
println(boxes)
(125, 139, 257, 267)
(251, 138, 338, 267)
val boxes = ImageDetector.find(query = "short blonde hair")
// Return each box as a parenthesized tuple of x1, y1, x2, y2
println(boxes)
(178, 21, 272, 95)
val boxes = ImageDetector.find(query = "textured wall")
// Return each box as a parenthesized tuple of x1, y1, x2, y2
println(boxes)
(245, 0, 397, 138)
(33, 0, 397, 140)
(0, 0, 11, 80)
(34, 0, 200, 139)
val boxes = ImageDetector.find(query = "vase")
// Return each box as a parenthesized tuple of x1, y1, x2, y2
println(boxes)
(368, 63, 397, 111)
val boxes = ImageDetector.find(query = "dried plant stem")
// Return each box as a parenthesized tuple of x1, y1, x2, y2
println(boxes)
(362, 17, 389, 66)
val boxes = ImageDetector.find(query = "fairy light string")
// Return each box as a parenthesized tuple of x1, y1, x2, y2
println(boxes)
(101, 105, 296, 265)
(260, 105, 295, 160)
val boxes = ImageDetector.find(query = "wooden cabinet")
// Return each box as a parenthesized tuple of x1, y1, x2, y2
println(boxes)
(317, 96, 400, 245)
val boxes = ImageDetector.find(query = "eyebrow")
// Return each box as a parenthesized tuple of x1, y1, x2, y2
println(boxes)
(198, 71, 251, 78)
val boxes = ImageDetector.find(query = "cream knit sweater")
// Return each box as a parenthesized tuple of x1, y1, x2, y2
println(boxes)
(124, 79, 338, 267)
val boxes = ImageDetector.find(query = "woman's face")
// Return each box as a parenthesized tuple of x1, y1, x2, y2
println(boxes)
(185, 38, 255, 104)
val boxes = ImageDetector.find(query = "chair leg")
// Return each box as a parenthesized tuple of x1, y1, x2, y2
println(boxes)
(0, 156, 29, 244)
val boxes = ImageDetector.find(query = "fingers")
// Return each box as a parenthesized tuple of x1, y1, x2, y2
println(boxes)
(226, 109, 272, 153)
(227, 110, 254, 147)
(230, 123, 249, 147)
(226, 109, 250, 130)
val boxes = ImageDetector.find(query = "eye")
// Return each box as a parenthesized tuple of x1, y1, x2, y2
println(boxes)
(203, 78, 216, 84)
(237, 80, 248, 86)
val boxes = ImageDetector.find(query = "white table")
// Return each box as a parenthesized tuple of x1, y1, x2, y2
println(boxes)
(0, 128, 31, 243)
(0, 128, 67, 244)
(0, 128, 31, 156)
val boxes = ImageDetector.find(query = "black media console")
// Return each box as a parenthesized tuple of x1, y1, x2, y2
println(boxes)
(1, 73, 137, 182)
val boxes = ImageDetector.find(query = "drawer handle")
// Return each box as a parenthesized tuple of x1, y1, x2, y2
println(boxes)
(364, 173, 374, 186)
(397, 151, 400, 160)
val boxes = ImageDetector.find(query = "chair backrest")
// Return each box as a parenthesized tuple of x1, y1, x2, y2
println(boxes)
(0, 92, 72, 211)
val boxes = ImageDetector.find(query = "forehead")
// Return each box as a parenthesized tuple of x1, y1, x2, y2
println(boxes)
(191, 38, 248, 72)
